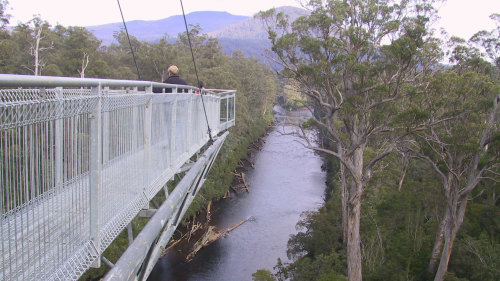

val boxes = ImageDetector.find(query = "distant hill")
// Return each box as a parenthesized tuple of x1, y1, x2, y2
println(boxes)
(208, 6, 308, 40)
(87, 11, 249, 44)
(209, 6, 309, 62)
(87, 7, 308, 62)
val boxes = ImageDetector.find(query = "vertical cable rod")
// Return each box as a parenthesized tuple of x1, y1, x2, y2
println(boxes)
(179, 0, 213, 141)
(116, 0, 142, 80)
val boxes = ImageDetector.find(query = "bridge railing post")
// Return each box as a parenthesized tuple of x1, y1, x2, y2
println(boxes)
(186, 95, 193, 153)
(55, 87, 63, 188)
(144, 85, 153, 189)
(132, 86, 139, 152)
(169, 96, 177, 167)
(102, 87, 110, 165)
(233, 95, 236, 122)
(226, 97, 229, 125)
(89, 84, 102, 267)
(216, 96, 221, 131)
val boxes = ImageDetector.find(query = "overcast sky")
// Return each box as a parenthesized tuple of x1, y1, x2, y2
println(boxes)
(5, 0, 500, 40)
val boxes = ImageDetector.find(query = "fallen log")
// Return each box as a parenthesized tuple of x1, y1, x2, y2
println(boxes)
(162, 216, 202, 255)
(205, 201, 212, 225)
(186, 220, 246, 261)
(241, 172, 249, 192)
(187, 221, 201, 243)
(232, 184, 247, 190)
(163, 231, 190, 254)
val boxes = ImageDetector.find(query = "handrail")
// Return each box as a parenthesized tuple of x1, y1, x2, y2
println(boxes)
(0, 74, 235, 96)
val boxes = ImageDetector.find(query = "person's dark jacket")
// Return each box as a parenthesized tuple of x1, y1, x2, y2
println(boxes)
(163, 75, 187, 93)
(164, 75, 187, 85)
(153, 75, 188, 93)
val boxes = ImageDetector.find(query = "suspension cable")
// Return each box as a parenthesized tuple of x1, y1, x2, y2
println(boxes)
(116, 0, 142, 80)
(179, 0, 213, 141)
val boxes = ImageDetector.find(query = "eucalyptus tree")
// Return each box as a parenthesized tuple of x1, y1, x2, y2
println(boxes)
(175, 25, 225, 85)
(258, 0, 442, 279)
(142, 37, 177, 82)
(104, 30, 144, 79)
(58, 26, 101, 77)
(415, 68, 498, 281)
(406, 24, 500, 281)
(470, 13, 500, 71)
(11, 16, 54, 75)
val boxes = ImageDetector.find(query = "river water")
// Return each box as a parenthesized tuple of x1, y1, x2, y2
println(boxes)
(149, 107, 326, 281)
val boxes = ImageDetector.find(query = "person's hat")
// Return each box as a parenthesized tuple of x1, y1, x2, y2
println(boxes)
(168, 65, 179, 75)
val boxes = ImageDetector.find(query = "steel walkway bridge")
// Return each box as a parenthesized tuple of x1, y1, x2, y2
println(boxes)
(0, 74, 235, 281)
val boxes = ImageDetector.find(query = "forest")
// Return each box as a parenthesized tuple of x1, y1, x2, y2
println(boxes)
(1, 0, 499, 280)
(253, 0, 500, 281)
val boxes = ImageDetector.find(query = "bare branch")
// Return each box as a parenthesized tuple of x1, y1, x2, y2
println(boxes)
(305, 145, 354, 171)
(367, 96, 397, 110)
(364, 145, 395, 182)
(413, 150, 448, 186)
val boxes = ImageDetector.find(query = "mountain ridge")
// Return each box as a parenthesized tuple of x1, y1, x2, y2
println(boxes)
(87, 11, 250, 43)
(87, 7, 308, 61)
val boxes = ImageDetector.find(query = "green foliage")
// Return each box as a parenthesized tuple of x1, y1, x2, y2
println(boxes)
(252, 269, 276, 281)
(449, 233, 500, 281)
(287, 253, 347, 281)
(0, 0, 9, 29)
(287, 199, 344, 261)
(43, 63, 63, 76)
(279, 83, 308, 110)
(79, 216, 150, 280)
(317, 271, 347, 281)
(445, 199, 500, 280)
(0, 38, 20, 73)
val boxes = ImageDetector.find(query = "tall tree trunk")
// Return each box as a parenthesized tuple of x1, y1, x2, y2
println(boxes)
(33, 28, 41, 76)
(347, 183, 362, 281)
(427, 217, 446, 275)
(340, 161, 348, 244)
(79, 53, 89, 78)
(434, 194, 469, 281)
(347, 146, 364, 281)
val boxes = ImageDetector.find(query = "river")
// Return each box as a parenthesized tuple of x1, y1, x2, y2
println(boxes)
(149, 107, 326, 281)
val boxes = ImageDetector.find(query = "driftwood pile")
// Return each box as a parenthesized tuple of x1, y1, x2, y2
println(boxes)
(163, 200, 248, 262)
(232, 171, 249, 192)
(185, 220, 246, 261)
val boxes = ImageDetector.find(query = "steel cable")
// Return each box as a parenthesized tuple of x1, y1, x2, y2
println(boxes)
(179, 0, 213, 141)
(116, 0, 142, 80)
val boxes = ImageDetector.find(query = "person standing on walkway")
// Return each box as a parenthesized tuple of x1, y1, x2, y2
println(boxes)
(163, 65, 187, 93)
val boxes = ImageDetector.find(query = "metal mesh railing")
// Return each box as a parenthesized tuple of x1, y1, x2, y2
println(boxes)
(0, 74, 235, 280)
